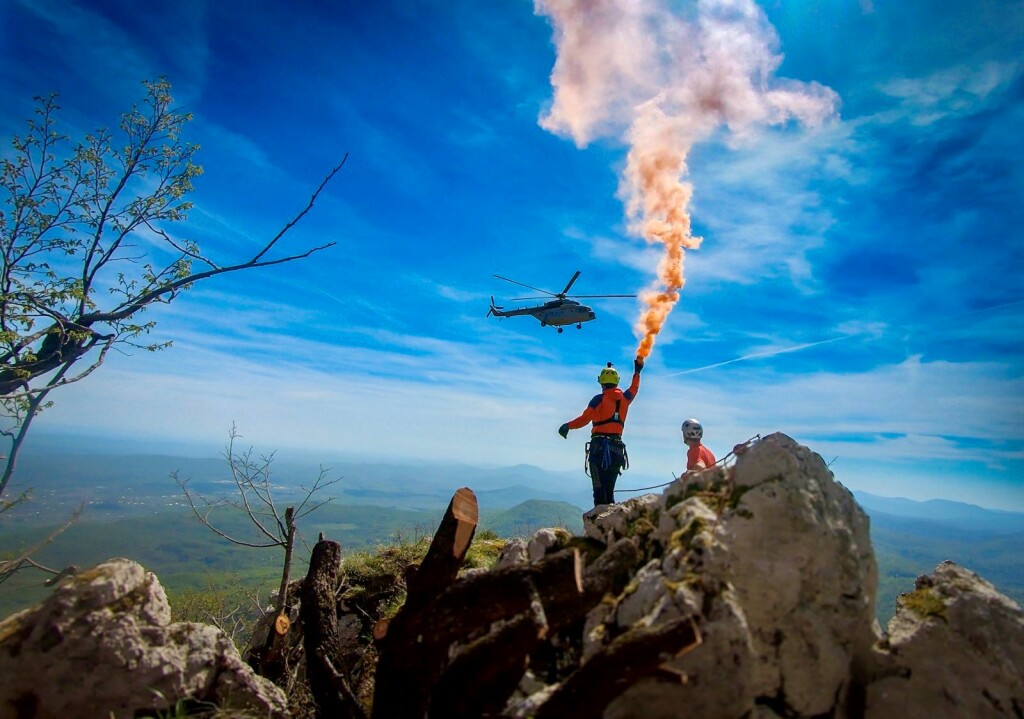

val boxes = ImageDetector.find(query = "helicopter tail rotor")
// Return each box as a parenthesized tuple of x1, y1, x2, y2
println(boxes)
(487, 296, 504, 317)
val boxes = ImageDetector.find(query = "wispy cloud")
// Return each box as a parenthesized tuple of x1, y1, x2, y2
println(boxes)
(877, 62, 1020, 126)
(194, 121, 276, 172)
(13, 0, 209, 104)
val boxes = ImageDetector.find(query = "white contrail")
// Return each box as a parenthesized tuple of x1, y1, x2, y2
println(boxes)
(663, 336, 853, 376)
(663, 297, 1024, 377)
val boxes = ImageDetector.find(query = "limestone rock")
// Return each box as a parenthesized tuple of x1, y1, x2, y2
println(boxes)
(706, 432, 878, 716)
(493, 536, 528, 569)
(0, 558, 287, 719)
(527, 527, 572, 561)
(865, 560, 1024, 718)
(511, 432, 881, 718)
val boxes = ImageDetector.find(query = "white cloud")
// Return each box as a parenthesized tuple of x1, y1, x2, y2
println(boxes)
(669, 125, 849, 291)
(877, 62, 1020, 126)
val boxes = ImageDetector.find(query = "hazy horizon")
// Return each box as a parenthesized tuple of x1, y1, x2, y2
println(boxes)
(15, 428, 1024, 515)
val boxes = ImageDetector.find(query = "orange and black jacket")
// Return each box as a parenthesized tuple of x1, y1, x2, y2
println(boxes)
(566, 370, 641, 436)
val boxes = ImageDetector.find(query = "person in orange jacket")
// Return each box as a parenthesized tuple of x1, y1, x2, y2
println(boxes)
(559, 357, 643, 506)
(681, 418, 715, 472)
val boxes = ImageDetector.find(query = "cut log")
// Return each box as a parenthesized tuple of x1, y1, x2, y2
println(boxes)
(372, 488, 479, 718)
(371, 491, 646, 719)
(372, 548, 586, 718)
(302, 539, 366, 719)
(533, 616, 702, 719)
(389, 549, 581, 653)
(404, 486, 478, 614)
(372, 488, 478, 643)
(581, 537, 641, 600)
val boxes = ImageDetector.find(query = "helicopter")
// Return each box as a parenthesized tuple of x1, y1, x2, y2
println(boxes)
(487, 270, 635, 332)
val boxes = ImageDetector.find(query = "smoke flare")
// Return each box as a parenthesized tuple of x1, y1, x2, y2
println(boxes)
(536, 0, 838, 360)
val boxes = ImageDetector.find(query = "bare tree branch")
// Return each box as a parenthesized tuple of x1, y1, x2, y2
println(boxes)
(0, 503, 83, 586)
(177, 475, 281, 549)
(250, 155, 348, 265)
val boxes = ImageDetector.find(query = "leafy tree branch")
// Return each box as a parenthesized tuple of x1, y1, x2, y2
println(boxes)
(0, 78, 346, 499)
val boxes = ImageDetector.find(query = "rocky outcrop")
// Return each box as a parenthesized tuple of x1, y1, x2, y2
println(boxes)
(498, 432, 1021, 718)
(0, 558, 287, 719)
(866, 561, 1024, 717)
(500, 432, 880, 718)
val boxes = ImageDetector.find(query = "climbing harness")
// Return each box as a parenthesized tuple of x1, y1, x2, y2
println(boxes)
(584, 434, 629, 478)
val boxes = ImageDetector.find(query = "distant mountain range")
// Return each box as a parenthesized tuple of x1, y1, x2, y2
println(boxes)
(853, 490, 1024, 535)
(850, 491, 1024, 624)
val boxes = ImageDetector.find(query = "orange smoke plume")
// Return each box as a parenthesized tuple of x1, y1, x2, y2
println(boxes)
(536, 0, 838, 361)
(625, 120, 702, 359)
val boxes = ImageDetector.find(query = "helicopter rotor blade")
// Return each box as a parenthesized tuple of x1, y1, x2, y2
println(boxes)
(510, 295, 554, 301)
(560, 270, 582, 296)
(568, 293, 637, 299)
(493, 274, 555, 296)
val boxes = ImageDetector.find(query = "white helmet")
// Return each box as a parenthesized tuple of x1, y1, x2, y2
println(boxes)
(681, 418, 703, 441)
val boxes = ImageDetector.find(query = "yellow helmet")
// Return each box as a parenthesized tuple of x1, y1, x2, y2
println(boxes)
(598, 362, 619, 386)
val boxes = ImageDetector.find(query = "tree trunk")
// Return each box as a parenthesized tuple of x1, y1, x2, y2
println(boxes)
(405, 486, 479, 613)
(302, 538, 366, 719)
(370, 494, 647, 718)
(255, 506, 296, 684)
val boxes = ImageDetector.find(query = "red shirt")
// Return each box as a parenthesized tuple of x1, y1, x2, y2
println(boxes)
(566, 370, 641, 436)
(686, 444, 716, 470)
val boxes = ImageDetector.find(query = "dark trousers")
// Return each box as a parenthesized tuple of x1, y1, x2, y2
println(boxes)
(588, 436, 625, 506)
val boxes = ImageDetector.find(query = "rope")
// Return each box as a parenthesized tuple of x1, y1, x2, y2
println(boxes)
(614, 433, 762, 495)
(615, 479, 674, 493)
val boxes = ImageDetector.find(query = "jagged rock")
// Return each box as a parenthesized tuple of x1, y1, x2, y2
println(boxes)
(583, 493, 660, 546)
(705, 432, 878, 715)
(865, 560, 1024, 718)
(329, 432, 1018, 718)
(527, 527, 572, 561)
(561, 433, 878, 718)
(493, 537, 529, 569)
(0, 558, 287, 719)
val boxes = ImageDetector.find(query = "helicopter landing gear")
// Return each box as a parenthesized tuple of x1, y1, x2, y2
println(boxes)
(557, 327, 564, 333)
(576, 323, 582, 329)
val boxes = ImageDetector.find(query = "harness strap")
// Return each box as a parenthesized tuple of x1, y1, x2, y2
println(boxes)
(593, 399, 623, 427)
(584, 435, 629, 477)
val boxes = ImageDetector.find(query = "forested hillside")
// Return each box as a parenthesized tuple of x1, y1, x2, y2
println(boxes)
(0, 499, 584, 618)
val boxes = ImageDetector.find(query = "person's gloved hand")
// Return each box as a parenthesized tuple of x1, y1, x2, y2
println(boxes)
(558, 423, 569, 439)
(634, 356, 644, 373)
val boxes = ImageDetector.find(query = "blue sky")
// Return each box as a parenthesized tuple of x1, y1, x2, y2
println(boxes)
(1, 0, 1021, 510)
